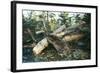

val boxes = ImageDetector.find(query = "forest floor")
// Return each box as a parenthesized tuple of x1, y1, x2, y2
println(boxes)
(22, 40, 90, 63)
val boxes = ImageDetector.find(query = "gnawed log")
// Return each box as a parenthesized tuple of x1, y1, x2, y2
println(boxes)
(33, 38, 48, 55)
(63, 34, 84, 41)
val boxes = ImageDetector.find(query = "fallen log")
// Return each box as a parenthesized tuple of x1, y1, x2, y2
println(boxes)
(53, 29, 76, 37)
(32, 24, 85, 55)
(51, 24, 81, 37)
(32, 25, 67, 55)
(63, 34, 84, 41)
(33, 38, 48, 55)
(47, 35, 71, 56)
(33, 33, 84, 55)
